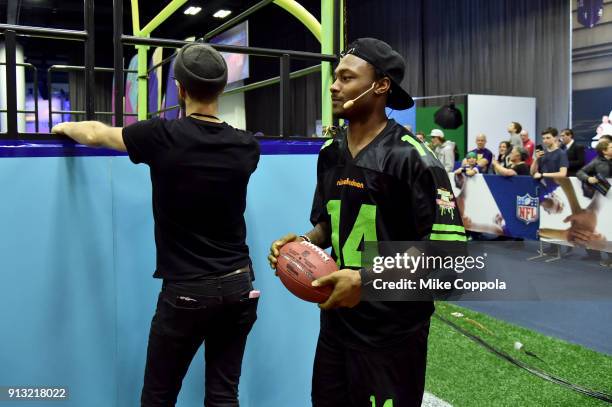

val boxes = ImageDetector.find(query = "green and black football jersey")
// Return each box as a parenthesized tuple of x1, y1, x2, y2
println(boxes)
(310, 119, 465, 348)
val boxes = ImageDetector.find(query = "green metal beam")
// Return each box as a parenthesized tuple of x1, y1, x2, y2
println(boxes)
(223, 65, 321, 96)
(338, 0, 344, 127)
(320, 0, 334, 127)
(271, 0, 338, 128)
(132, 0, 188, 120)
(130, 0, 140, 34)
(139, 0, 189, 37)
(127, 0, 339, 128)
(137, 43, 149, 120)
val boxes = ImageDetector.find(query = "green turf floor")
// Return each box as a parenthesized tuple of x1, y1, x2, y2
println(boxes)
(425, 303, 612, 407)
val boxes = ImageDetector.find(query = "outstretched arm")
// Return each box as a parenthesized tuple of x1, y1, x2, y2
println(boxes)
(52, 121, 127, 152)
(492, 160, 517, 176)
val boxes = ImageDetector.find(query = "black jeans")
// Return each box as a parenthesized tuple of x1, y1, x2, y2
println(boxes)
(141, 271, 258, 407)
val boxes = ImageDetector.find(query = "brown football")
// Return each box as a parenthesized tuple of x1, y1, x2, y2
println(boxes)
(277, 241, 338, 303)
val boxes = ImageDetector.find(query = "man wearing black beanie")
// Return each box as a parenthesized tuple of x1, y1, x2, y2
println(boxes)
(53, 42, 260, 407)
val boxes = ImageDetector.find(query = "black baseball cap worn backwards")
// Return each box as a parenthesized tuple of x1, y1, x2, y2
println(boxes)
(342, 38, 414, 110)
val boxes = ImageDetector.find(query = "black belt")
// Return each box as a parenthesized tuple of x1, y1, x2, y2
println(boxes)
(161, 265, 253, 306)
(217, 265, 251, 279)
(163, 265, 252, 286)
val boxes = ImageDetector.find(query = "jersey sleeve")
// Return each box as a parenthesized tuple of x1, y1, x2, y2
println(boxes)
(422, 166, 467, 241)
(122, 118, 169, 166)
(405, 147, 467, 242)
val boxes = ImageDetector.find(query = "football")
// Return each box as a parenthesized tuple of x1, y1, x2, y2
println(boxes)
(276, 241, 338, 303)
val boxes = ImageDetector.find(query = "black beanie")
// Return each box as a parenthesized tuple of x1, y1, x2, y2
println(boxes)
(174, 42, 228, 94)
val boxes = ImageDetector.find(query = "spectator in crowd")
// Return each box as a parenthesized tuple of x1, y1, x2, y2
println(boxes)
(520, 129, 535, 166)
(576, 139, 612, 267)
(531, 127, 567, 180)
(531, 127, 568, 223)
(496, 141, 512, 169)
(577, 139, 612, 191)
(507, 121, 523, 148)
(560, 128, 585, 176)
(414, 131, 426, 143)
(464, 133, 493, 172)
(431, 129, 455, 172)
(454, 151, 481, 177)
(492, 146, 530, 176)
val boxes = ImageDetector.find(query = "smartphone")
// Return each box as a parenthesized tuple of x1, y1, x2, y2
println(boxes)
(536, 144, 543, 151)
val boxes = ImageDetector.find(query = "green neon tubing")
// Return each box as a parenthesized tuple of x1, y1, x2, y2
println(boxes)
(140, 0, 189, 37)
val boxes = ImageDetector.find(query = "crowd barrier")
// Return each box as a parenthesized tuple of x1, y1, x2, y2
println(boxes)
(448, 174, 612, 252)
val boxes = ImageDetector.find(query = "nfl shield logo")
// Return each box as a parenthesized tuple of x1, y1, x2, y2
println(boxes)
(516, 194, 539, 224)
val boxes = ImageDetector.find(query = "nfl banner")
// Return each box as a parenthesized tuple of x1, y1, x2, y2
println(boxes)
(538, 177, 612, 252)
(448, 174, 539, 240)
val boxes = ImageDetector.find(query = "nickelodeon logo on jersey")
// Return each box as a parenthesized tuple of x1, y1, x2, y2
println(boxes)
(336, 178, 365, 189)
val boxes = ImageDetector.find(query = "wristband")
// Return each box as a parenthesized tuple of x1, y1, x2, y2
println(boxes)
(359, 268, 374, 287)
(299, 234, 312, 243)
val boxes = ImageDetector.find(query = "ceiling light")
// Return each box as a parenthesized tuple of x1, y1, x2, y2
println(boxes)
(213, 9, 232, 19)
(184, 6, 202, 15)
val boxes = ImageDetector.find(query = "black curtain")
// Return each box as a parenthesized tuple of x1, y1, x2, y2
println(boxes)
(349, 0, 570, 134)
(246, 0, 570, 137)
(245, 0, 322, 136)
(347, 0, 424, 98)
(68, 71, 114, 125)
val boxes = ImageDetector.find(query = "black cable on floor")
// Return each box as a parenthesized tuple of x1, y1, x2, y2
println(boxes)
(434, 313, 612, 404)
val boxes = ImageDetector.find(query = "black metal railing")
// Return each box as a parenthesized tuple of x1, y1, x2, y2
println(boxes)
(0, 0, 94, 140)
(117, 35, 336, 137)
(46, 65, 138, 126)
(114, 0, 338, 138)
(1, 0, 341, 141)
(0, 62, 39, 132)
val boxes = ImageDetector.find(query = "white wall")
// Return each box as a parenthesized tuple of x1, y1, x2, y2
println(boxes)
(467, 94, 536, 157)
(218, 91, 246, 130)
(0, 42, 26, 133)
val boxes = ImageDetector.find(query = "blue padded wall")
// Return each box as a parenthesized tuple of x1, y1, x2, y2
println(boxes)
(0, 152, 321, 407)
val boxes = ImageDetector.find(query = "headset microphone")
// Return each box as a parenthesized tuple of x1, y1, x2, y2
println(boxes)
(342, 83, 376, 109)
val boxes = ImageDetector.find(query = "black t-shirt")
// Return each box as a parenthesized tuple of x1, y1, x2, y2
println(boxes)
(512, 162, 530, 176)
(122, 117, 260, 280)
(311, 119, 466, 348)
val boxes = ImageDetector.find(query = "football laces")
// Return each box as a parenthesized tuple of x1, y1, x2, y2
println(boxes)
(300, 241, 331, 262)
